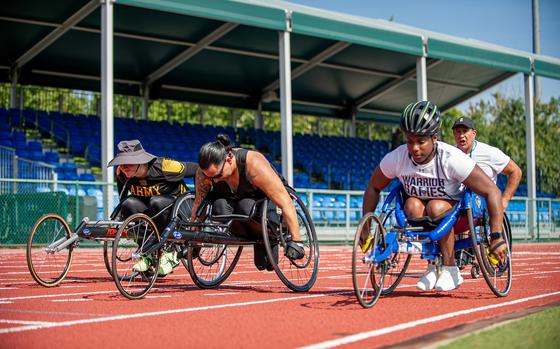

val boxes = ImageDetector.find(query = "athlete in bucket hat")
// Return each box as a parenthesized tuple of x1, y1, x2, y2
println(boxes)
(108, 140, 198, 276)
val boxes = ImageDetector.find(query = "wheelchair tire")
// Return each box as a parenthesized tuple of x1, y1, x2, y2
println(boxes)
(378, 210, 411, 295)
(171, 193, 196, 272)
(112, 213, 160, 300)
(262, 190, 319, 292)
(103, 241, 112, 275)
(469, 211, 512, 297)
(186, 244, 243, 289)
(352, 212, 386, 308)
(27, 214, 74, 287)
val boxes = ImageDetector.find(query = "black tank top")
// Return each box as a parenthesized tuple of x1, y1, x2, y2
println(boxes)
(210, 149, 285, 200)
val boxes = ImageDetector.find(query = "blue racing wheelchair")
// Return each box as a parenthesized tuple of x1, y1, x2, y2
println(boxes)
(352, 184, 512, 308)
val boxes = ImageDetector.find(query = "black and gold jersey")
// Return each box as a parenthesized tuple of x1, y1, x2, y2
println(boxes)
(117, 157, 198, 203)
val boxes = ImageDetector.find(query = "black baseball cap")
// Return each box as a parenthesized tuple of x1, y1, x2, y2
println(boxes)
(452, 117, 475, 130)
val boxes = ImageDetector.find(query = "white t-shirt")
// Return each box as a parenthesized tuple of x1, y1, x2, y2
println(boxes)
(467, 141, 510, 184)
(380, 141, 476, 200)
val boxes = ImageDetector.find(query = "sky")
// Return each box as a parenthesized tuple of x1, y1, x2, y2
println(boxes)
(288, 0, 560, 109)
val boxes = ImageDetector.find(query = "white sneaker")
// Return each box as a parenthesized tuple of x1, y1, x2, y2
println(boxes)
(435, 265, 464, 291)
(416, 263, 438, 291)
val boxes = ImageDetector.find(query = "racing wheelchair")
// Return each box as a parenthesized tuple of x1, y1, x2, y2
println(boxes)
(26, 202, 132, 287)
(352, 184, 512, 308)
(110, 187, 320, 299)
(26, 197, 179, 289)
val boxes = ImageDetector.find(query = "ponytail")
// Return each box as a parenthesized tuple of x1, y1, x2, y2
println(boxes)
(199, 133, 233, 169)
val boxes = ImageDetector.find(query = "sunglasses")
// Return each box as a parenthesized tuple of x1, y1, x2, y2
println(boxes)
(207, 158, 227, 180)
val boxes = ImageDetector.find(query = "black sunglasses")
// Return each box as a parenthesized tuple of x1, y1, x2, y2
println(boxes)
(207, 158, 227, 180)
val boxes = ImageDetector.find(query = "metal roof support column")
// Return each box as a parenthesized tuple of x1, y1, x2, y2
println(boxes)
(101, 0, 114, 219)
(255, 101, 263, 130)
(416, 41, 428, 101)
(279, 28, 293, 186)
(9, 68, 19, 108)
(524, 73, 537, 239)
(141, 85, 150, 120)
(350, 111, 357, 138)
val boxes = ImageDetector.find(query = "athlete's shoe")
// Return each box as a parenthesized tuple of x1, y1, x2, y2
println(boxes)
(132, 255, 154, 272)
(158, 251, 179, 276)
(416, 263, 438, 291)
(434, 265, 464, 291)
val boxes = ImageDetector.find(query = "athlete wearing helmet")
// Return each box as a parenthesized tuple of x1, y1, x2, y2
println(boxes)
(361, 101, 507, 292)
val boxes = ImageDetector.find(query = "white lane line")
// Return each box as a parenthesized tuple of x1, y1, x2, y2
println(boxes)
(0, 301, 13, 304)
(298, 291, 560, 349)
(204, 292, 239, 296)
(50, 298, 94, 303)
(0, 287, 17, 290)
(144, 295, 172, 299)
(0, 290, 115, 301)
(0, 291, 350, 334)
(0, 319, 55, 326)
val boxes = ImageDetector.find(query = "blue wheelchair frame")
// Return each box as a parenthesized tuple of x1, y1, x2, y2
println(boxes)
(369, 184, 480, 264)
(353, 182, 512, 310)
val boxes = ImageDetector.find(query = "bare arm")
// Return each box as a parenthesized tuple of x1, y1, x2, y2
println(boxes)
(362, 166, 392, 215)
(190, 168, 212, 221)
(246, 152, 300, 241)
(462, 165, 507, 261)
(500, 159, 522, 210)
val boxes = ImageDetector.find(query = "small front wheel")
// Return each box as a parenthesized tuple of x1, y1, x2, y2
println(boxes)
(27, 214, 74, 287)
(352, 212, 386, 308)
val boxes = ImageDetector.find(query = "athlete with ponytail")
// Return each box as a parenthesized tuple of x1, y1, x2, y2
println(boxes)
(191, 134, 305, 271)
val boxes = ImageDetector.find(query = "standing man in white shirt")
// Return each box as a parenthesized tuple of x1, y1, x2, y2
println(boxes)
(452, 117, 522, 211)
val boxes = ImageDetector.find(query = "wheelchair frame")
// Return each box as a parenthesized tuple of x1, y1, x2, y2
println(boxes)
(111, 187, 320, 299)
(352, 184, 513, 308)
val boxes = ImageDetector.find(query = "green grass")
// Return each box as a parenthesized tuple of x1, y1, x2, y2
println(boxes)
(438, 306, 560, 349)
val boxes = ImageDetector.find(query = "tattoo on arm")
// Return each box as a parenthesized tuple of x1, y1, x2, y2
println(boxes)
(191, 170, 211, 220)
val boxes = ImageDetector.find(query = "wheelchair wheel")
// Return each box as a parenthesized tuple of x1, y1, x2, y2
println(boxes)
(186, 243, 243, 289)
(378, 210, 411, 295)
(262, 191, 319, 292)
(112, 214, 160, 300)
(171, 193, 195, 272)
(470, 212, 512, 297)
(27, 214, 74, 287)
(103, 241, 112, 275)
(352, 212, 386, 308)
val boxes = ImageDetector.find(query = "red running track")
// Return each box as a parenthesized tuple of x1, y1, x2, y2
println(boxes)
(1, 243, 559, 348)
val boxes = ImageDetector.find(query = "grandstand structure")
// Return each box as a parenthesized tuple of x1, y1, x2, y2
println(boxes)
(1, 0, 560, 242)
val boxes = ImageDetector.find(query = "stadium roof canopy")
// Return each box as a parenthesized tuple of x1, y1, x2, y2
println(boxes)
(2, 0, 559, 124)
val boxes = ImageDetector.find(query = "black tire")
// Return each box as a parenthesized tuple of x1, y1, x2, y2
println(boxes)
(103, 241, 112, 275)
(186, 243, 243, 289)
(112, 213, 160, 300)
(352, 212, 386, 308)
(27, 214, 74, 287)
(262, 190, 319, 292)
(378, 210, 411, 295)
(469, 210, 512, 297)
(171, 193, 195, 272)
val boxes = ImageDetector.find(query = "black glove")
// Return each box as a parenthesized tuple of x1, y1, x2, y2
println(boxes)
(285, 240, 305, 260)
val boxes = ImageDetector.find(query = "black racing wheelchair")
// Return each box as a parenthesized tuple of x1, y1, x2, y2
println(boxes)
(110, 187, 320, 299)
(26, 201, 135, 287)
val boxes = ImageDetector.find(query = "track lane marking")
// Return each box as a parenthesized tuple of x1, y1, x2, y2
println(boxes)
(298, 291, 560, 349)
(0, 319, 55, 325)
(0, 291, 351, 334)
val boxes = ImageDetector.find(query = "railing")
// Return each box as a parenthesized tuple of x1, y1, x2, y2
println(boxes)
(0, 178, 558, 245)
